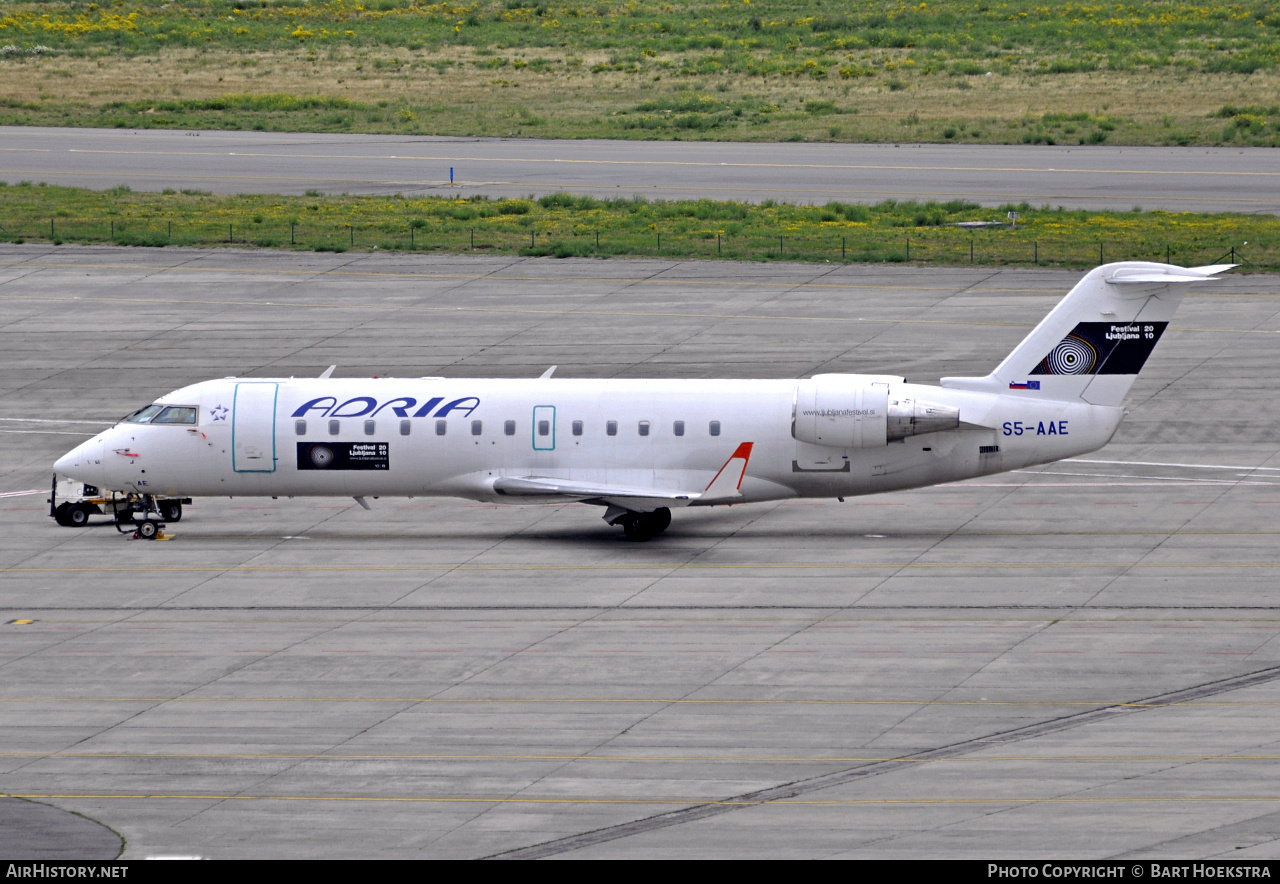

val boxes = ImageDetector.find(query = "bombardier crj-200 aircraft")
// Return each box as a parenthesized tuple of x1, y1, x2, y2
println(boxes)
(52, 262, 1232, 541)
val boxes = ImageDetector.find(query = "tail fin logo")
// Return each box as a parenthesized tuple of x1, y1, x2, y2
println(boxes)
(1040, 335, 1098, 375)
(1032, 322, 1167, 376)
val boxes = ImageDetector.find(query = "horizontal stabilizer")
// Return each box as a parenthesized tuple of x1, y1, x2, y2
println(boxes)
(1107, 264, 1235, 285)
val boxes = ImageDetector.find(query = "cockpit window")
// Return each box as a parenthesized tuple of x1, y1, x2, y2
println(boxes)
(152, 406, 198, 425)
(123, 405, 164, 424)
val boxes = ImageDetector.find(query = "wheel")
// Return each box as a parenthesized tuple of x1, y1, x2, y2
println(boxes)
(646, 507, 672, 536)
(65, 503, 91, 528)
(159, 500, 183, 522)
(622, 517, 653, 542)
(136, 520, 160, 540)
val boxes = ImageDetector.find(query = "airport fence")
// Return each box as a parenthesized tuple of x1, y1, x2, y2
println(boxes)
(0, 215, 1271, 270)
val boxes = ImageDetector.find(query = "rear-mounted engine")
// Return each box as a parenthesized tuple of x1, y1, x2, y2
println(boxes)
(793, 376, 959, 448)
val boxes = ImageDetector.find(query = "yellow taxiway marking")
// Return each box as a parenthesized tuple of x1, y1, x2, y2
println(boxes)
(2, 752, 1278, 763)
(5, 792, 1279, 806)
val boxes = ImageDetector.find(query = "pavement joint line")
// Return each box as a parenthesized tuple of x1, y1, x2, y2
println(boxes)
(487, 662, 1280, 858)
(5, 563, 1280, 573)
(7, 752, 1280, 762)
(2, 697, 1277, 707)
(5, 793, 1278, 806)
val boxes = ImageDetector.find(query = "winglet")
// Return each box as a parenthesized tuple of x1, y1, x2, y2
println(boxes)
(319, 365, 337, 379)
(702, 443, 754, 500)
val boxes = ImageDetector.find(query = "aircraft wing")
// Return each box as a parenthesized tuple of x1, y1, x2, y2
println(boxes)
(491, 443, 754, 512)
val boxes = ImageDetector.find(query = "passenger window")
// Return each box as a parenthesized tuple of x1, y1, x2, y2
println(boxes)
(471, 420, 483, 436)
(673, 420, 685, 437)
(399, 419, 411, 436)
(572, 420, 583, 436)
(328, 419, 340, 436)
(504, 420, 516, 436)
(364, 419, 376, 436)
(606, 420, 617, 436)
(152, 406, 198, 425)
(709, 420, 721, 437)
(295, 419, 307, 436)
(638, 420, 650, 436)
(538, 420, 550, 436)
(435, 420, 447, 436)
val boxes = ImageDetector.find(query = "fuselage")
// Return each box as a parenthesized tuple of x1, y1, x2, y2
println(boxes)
(54, 375, 1123, 506)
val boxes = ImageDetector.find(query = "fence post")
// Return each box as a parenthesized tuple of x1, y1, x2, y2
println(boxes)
(349, 225, 354, 246)
(1231, 246, 1236, 263)
(50, 218, 54, 239)
(169, 221, 173, 242)
(1099, 242, 1103, 263)
(842, 236, 845, 260)
(1166, 243, 1170, 265)
(906, 237, 910, 261)
(970, 236, 974, 263)
(110, 220, 114, 241)
(596, 230, 600, 250)
(1034, 241, 1038, 264)
(291, 222, 295, 245)
(657, 232, 661, 250)
(779, 235, 783, 255)
(472, 229, 475, 250)
(229, 223, 233, 243)
(531, 231, 535, 248)
(410, 226, 414, 248)
(717, 233, 721, 254)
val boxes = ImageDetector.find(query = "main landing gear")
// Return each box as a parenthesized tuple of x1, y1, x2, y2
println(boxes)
(610, 507, 672, 542)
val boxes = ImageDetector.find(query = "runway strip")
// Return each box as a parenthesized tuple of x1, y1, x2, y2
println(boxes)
(3, 128, 1277, 212)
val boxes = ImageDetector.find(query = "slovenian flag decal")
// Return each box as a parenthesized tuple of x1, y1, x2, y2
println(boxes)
(1008, 381, 1041, 390)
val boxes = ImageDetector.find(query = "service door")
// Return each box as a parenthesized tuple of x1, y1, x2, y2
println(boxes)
(532, 405, 555, 451)
(232, 382, 278, 472)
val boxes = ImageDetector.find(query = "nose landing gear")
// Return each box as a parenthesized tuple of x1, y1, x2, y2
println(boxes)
(612, 507, 672, 542)
(110, 494, 167, 540)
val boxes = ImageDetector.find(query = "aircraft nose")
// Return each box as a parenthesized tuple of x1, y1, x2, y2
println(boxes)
(54, 436, 105, 483)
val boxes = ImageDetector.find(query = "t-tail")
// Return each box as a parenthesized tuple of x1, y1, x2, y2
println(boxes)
(940, 262, 1235, 407)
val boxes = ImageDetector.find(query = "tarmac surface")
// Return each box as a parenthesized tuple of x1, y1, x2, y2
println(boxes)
(2, 126, 1278, 212)
(1, 245, 1279, 858)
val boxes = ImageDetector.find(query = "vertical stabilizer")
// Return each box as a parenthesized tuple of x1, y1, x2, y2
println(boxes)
(940, 262, 1232, 406)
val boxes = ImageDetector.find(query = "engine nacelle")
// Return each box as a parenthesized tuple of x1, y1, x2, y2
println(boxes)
(887, 396, 961, 441)
(793, 377, 960, 448)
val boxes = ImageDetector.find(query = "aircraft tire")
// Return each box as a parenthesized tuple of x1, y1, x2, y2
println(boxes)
(648, 507, 672, 535)
(621, 517, 653, 542)
(136, 520, 160, 540)
(159, 501, 183, 522)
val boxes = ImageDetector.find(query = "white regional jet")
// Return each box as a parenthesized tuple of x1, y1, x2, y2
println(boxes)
(51, 262, 1231, 541)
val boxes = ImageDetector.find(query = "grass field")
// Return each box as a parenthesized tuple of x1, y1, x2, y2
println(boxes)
(1, 1, 1278, 145)
(1, 181, 1271, 270)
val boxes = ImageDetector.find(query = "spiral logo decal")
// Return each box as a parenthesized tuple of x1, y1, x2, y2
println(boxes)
(308, 445, 335, 468)
(1040, 335, 1097, 375)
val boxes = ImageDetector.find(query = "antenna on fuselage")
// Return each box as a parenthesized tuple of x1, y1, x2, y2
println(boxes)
(319, 365, 337, 379)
